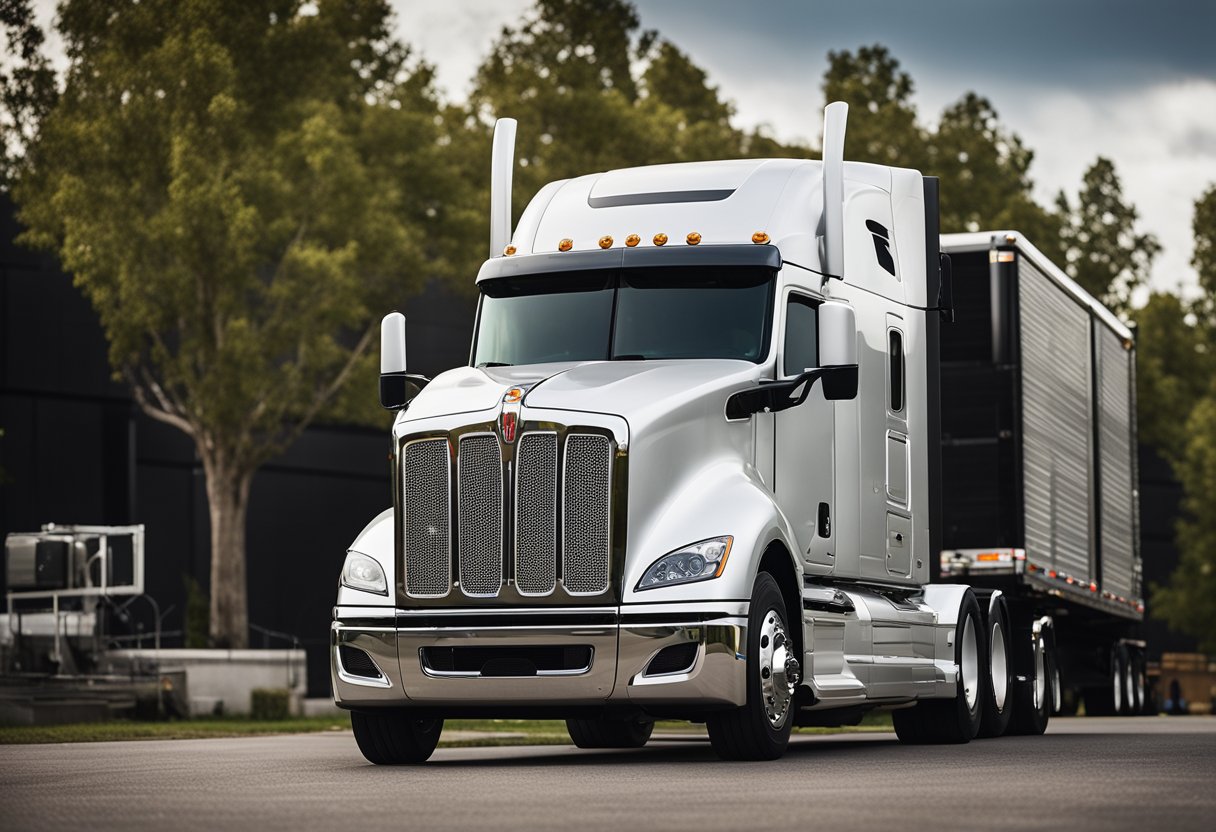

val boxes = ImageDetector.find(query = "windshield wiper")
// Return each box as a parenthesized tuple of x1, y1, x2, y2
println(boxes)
(610, 354, 647, 361)
(477, 361, 514, 368)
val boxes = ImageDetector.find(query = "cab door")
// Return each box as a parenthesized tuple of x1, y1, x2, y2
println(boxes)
(774, 290, 836, 572)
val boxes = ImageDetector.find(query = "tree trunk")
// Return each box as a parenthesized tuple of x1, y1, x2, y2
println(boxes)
(204, 454, 252, 649)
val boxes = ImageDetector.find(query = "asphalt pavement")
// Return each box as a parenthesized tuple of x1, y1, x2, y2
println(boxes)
(2, 716, 1214, 831)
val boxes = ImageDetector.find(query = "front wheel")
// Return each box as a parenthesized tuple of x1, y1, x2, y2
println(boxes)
(351, 710, 443, 764)
(706, 572, 800, 761)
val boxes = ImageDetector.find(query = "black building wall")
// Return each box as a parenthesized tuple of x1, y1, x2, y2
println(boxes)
(0, 196, 476, 695)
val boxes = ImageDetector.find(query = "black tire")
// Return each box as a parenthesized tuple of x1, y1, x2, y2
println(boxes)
(350, 710, 442, 764)
(1009, 626, 1052, 735)
(1114, 644, 1132, 716)
(894, 590, 984, 745)
(977, 596, 1014, 738)
(706, 572, 798, 761)
(565, 716, 653, 749)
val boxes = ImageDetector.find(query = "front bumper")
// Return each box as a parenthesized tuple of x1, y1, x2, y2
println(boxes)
(331, 603, 749, 713)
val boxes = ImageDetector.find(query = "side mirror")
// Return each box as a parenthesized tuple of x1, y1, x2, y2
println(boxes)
(379, 312, 429, 410)
(725, 300, 858, 419)
(818, 301, 858, 400)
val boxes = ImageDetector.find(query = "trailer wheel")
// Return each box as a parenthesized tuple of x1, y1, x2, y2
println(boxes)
(1009, 626, 1051, 735)
(706, 572, 798, 760)
(566, 715, 653, 749)
(894, 590, 984, 744)
(350, 710, 442, 764)
(978, 596, 1014, 738)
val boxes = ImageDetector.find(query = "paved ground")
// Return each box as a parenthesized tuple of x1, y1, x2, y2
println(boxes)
(1, 717, 1214, 831)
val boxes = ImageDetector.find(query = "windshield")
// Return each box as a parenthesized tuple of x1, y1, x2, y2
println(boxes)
(472, 266, 775, 367)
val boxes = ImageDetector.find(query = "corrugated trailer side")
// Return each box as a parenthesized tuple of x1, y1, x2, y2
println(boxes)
(937, 231, 1146, 716)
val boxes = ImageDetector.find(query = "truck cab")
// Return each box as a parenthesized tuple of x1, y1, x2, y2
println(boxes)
(331, 104, 1019, 762)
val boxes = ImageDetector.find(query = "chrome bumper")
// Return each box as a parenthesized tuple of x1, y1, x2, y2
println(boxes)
(331, 603, 749, 711)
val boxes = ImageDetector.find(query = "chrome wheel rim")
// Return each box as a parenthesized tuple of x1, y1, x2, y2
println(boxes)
(1033, 636, 1046, 711)
(759, 608, 799, 728)
(961, 614, 979, 711)
(1113, 654, 1124, 713)
(990, 619, 1008, 712)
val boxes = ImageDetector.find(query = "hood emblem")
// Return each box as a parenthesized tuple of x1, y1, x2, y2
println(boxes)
(500, 387, 523, 443)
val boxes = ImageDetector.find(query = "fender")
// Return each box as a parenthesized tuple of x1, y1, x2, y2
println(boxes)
(621, 460, 800, 604)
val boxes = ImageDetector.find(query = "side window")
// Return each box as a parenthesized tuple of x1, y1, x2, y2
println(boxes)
(889, 329, 904, 412)
(783, 295, 819, 377)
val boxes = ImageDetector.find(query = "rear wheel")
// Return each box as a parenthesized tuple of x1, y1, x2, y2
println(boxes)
(978, 596, 1014, 738)
(894, 590, 984, 744)
(351, 710, 442, 764)
(1009, 624, 1051, 735)
(706, 572, 799, 761)
(566, 715, 653, 748)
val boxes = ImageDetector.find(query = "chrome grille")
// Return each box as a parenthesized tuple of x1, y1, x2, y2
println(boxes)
(515, 432, 558, 595)
(402, 439, 451, 598)
(563, 434, 612, 594)
(457, 434, 503, 596)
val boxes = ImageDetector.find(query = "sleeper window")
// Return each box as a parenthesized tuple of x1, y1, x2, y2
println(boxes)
(889, 329, 904, 412)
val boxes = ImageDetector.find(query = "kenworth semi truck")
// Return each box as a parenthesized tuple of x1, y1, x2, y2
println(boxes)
(937, 233, 1145, 716)
(330, 102, 1137, 762)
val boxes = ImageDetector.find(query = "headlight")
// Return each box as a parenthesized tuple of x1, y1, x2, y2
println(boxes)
(636, 536, 733, 591)
(342, 552, 388, 595)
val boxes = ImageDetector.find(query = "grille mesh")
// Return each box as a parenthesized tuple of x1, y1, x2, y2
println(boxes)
(402, 439, 451, 597)
(563, 434, 611, 594)
(458, 434, 504, 596)
(515, 433, 558, 594)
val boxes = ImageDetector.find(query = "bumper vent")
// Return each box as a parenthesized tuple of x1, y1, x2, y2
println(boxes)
(645, 642, 699, 676)
(420, 645, 594, 677)
(339, 645, 383, 679)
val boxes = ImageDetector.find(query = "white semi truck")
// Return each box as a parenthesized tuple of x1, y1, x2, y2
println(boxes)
(330, 102, 1138, 762)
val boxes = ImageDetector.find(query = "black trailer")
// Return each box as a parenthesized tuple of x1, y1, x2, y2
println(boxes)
(935, 231, 1146, 716)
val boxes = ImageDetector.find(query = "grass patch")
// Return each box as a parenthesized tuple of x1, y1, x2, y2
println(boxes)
(0, 710, 896, 746)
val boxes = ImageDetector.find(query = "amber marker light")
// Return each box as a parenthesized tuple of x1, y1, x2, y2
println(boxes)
(686, 232, 701, 245)
(599, 235, 613, 249)
(558, 238, 573, 252)
(625, 234, 640, 247)
(752, 231, 770, 244)
(503, 244, 517, 256)
(653, 233, 668, 246)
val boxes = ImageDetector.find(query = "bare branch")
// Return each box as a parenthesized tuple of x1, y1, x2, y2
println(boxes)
(125, 367, 195, 437)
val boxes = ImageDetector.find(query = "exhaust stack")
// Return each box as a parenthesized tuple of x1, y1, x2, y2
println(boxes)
(489, 117, 518, 258)
(821, 101, 848, 279)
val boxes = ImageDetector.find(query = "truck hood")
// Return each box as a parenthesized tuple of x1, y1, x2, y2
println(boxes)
(399, 359, 764, 427)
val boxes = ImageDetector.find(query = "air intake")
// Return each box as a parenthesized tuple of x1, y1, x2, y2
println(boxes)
(339, 645, 383, 679)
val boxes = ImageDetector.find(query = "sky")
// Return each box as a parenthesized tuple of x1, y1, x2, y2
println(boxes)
(394, 0, 1216, 300)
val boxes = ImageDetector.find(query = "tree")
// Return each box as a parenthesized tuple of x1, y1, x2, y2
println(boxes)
(1152, 185, 1216, 648)
(822, 44, 926, 170)
(14, 0, 467, 647)
(0, 0, 56, 188)
(1132, 292, 1211, 461)
(468, 0, 807, 229)
(1056, 157, 1161, 316)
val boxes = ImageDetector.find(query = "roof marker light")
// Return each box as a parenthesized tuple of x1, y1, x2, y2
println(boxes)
(653, 233, 668, 246)
(503, 244, 517, 256)
(558, 238, 573, 252)
(686, 232, 701, 245)
(625, 234, 640, 247)
(599, 235, 613, 249)
(752, 231, 770, 244)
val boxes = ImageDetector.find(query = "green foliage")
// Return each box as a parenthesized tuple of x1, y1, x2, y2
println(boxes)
(250, 688, 291, 721)
(1152, 185, 1216, 648)
(0, 0, 56, 188)
(1133, 293, 1211, 461)
(822, 45, 924, 169)
(468, 0, 807, 234)
(1057, 158, 1161, 315)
